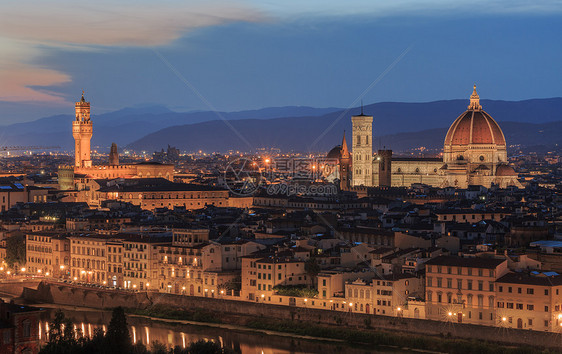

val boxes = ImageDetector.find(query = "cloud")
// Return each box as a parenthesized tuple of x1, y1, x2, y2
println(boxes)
(0, 0, 264, 103)
(256, 0, 562, 18)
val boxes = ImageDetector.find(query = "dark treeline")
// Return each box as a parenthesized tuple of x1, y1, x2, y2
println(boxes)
(39, 307, 237, 354)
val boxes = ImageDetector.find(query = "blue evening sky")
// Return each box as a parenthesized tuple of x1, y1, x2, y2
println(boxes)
(0, 1, 561, 123)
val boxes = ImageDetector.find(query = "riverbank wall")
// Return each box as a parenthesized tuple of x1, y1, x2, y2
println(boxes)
(20, 281, 562, 348)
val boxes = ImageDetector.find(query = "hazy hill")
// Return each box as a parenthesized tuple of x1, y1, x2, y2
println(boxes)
(0, 105, 341, 150)
(1, 98, 561, 151)
(128, 98, 562, 152)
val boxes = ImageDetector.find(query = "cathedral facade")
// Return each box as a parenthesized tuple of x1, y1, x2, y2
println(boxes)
(59, 93, 174, 190)
(331, 86, 521, 190)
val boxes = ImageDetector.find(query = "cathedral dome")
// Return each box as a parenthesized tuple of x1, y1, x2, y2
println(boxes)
(327, 145, 342, 159)
(496, 164, 517, 176)
(444, 86, 506, 147)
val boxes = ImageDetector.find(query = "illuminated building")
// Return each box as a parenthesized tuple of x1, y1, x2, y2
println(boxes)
(329, 86, 522, 189)
(58, 92, 174, 190)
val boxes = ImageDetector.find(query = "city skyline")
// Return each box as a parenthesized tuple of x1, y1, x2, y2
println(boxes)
(1, 1, 562, 123)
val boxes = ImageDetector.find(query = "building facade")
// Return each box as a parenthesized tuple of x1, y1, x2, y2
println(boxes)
(330, 86, 522, 189)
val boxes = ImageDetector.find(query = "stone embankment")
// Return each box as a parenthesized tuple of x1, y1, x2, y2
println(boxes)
(18, 281, 562, 349)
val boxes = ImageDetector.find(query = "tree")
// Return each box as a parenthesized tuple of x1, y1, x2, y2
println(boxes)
(305, 258, 320, 286)
(106, 306, 131, 353)
(40, 310, 80, 354)
(5, 233, 26, 267)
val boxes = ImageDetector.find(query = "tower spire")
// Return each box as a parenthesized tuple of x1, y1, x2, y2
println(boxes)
(467, 84, 482, 110)
(341, 130, 349, 159)
(360, 100, 364, 115)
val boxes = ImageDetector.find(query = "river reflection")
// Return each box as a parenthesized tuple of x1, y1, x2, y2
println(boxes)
(38, 308, 408, 354)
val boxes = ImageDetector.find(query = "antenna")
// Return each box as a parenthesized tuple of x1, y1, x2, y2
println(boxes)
(360, 100, 364, 115)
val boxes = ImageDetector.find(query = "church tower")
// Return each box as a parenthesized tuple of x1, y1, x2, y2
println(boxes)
(109, 142, 119, 165)
(339, 131, 351, 190)
(72, 91, 93, 168)
(351, 109, 373, 186)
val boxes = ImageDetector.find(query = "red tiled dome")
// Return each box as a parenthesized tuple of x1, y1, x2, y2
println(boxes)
(496, 164, 517, 176)
(444, 86, 506, 146)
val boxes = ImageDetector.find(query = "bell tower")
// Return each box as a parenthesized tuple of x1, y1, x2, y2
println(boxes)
(72, 91, 93, 168)
(351, 106, 373, 187)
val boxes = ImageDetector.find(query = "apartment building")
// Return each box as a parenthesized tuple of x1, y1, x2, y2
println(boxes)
(25, 233, 70, 278)
(106, 240, 124, 288)
(123, 236, 169, 290)
(345, 273, 423, 316)
(69, 234, 111, 284)
(495, 272, 562, 331)
(425, 255, 509, 326)
(241, 254, 307, 301)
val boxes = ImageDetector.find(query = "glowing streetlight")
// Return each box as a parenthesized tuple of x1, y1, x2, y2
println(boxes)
(502, 317, 506, 322)
(397, 307, 402, 311)
(448, 312, 453, 317)
(349, 303, 353, 307)
(20, 267, 26, 272)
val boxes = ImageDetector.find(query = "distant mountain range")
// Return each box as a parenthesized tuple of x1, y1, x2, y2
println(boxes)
(1, 98, 561, 153)
(0, 105, 341, 150)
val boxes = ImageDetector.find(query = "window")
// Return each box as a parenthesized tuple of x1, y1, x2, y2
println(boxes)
(527, 304, 534, 311)
(23, 319, 31, 337)
(447, 279, 452, 288)
(545, 289, 549, 296)
(508, 287, 512, 293)
(499, 286, 503, 292)
(518, 287, 522, 294)
(516, 303, 523, 310)
(527, 288, 534, 295)
(545, 306, 549, 312)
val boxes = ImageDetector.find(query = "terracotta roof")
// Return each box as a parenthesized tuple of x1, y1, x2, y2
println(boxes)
(425, 255, 505, 269)
(496, 272, 562, 286)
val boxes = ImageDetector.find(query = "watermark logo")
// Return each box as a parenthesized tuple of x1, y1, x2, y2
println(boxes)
(224, 158, 264, 196)
(224, 157, 339, 196)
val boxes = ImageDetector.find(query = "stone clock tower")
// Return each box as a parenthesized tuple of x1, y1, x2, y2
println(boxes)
(351, 111, 373, 186)
(72, 91, 93, 168)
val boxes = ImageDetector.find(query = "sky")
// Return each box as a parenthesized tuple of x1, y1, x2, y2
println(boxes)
(1, 0, 562, 124)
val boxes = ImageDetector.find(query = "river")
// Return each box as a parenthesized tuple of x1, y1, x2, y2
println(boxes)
(36, 306, 412, 353)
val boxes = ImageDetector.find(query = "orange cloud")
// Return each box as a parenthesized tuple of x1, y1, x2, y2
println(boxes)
(0, 1, 264, 103)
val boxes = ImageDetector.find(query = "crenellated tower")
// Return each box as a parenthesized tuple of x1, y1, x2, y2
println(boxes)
(72, 91, 93, 168)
